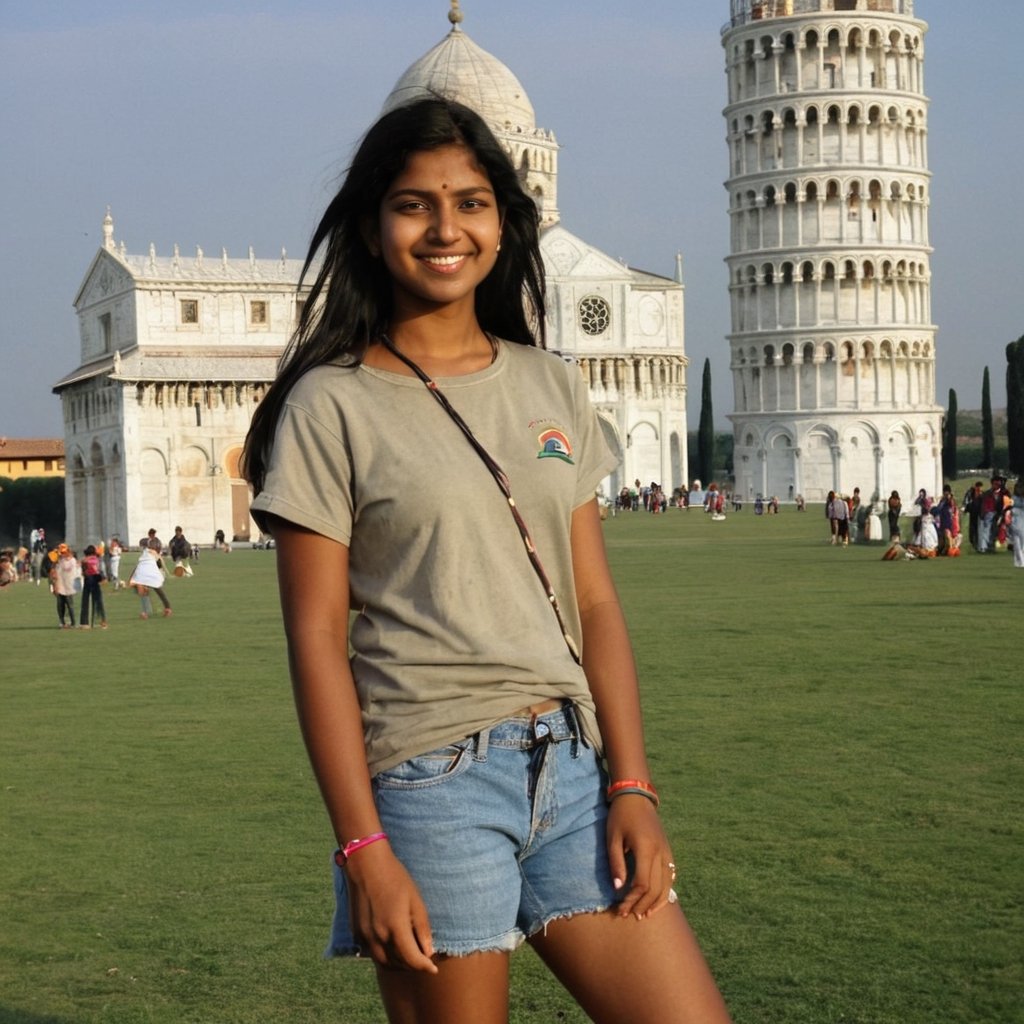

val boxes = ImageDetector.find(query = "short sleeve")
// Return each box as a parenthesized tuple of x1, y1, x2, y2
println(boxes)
(249, 399, 354, 545)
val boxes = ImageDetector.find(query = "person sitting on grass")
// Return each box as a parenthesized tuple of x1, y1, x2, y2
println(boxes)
(169, 526, 194, 577)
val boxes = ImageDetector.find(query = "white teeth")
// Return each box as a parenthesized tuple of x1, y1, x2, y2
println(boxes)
(422, 255, 464, 265)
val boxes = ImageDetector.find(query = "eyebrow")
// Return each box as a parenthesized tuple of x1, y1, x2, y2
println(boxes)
(385, 185, 495, 201)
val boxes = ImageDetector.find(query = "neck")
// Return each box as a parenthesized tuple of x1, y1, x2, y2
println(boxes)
(368, 317, 497, 378)
(387, 313, 488, 358)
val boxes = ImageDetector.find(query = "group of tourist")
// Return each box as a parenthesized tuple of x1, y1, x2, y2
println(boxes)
(0, 528, 53, 586)
(970, 475, 1024, 566)
(877, 475, 1023, 566)
(751, 495, 781, 515)
(825, 490, 852, 545)
(824, 488, 877, 545)
(616, 480, 670, 514)
(612, 481, 799, 519)
(0, 524, 205, 628)
(961, 475, 1021, 558)
(38, 541, 111, 629)
(882, 486, 961, 559)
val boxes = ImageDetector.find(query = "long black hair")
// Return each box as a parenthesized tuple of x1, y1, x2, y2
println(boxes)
(243, 97, 546, 493)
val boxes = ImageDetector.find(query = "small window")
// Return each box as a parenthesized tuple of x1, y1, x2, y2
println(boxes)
(250, 300, 268, 326)
(578, 295, 611, 337)
(180, 299, 199, 325)
(99, 312, 112, 352)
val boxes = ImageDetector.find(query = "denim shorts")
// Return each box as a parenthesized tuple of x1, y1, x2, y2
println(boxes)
(325, 701, 619, 957)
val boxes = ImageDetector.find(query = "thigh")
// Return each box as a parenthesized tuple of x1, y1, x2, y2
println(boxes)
(377, 950, 510, 1024)
(529, 904, 732, 1024)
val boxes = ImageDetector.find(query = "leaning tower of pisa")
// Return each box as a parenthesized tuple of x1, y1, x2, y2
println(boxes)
(722, 0, 941, 505)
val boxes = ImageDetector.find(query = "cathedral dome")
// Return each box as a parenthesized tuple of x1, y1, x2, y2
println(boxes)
(381, 9, 535, 132)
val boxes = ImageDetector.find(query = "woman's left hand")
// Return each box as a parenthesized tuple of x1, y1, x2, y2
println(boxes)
(606, 794, 677, 920)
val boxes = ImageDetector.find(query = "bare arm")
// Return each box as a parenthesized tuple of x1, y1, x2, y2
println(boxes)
(570, 499, 675, 920)
(270, 517, 437, 972)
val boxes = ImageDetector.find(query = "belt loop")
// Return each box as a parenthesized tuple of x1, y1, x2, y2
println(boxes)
(473, 727, 490, 761)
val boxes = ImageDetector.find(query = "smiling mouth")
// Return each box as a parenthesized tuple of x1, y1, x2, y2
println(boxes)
(419, 254, 468, 271)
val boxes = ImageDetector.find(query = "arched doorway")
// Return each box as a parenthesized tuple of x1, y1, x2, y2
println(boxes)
(224, 447, 251, 542)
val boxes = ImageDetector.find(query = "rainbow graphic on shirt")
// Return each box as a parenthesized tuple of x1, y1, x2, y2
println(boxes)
(536, 428, 574, 464)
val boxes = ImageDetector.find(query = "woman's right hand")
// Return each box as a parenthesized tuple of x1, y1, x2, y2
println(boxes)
(344, 843, 439, 974)
(270, 519, 439, 975)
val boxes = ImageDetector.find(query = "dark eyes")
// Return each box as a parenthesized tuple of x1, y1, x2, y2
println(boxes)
(393, 197, 490, 213)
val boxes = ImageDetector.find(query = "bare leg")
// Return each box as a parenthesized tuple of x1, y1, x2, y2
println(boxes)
(377, 950, 510, 1024)
(528, 905, 731, 1024)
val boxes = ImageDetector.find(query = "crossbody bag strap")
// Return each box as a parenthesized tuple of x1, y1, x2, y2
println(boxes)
(380, 335, 581, 665)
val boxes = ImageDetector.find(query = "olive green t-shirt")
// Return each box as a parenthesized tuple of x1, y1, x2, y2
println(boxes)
(251, 341, 621, 775)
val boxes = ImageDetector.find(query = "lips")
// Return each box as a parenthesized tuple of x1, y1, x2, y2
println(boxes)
(419, 254, 469, 274)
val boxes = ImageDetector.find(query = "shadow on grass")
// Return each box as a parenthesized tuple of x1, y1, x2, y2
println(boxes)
(0, 1010, 72, 1024)
(2, 626, 82, 632)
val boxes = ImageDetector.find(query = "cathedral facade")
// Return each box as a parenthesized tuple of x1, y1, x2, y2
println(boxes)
(722, 0, 941, 503)
(55, 212, 297, 547)
(55, 7, 688, 548)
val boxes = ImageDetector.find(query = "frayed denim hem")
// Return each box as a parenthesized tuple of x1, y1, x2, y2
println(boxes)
(323, 902, 619, 960)
(324, 929, 523, 960)
(525, 900, 617, 942)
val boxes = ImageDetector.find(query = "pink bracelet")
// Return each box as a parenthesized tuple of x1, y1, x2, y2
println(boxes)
(334, 831, 388, 868)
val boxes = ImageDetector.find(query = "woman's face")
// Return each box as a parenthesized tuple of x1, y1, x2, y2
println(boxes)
(370, 144, 502, 317)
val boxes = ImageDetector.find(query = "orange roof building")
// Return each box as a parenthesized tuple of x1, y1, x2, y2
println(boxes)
(0, 438, 65, 480)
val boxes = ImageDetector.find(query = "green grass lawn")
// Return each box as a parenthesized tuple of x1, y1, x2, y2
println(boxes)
(1, 511, 1021, 1023)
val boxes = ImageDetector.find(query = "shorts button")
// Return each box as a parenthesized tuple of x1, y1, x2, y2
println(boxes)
(534, 721, 551, 741)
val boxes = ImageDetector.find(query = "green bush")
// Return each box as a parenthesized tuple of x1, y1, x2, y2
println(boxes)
(0, 476, 65, 547)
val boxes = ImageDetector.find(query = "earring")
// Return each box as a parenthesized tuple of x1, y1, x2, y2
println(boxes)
(496, 242, 502, 253)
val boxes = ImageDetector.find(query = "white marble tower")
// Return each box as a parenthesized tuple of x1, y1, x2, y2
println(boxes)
(722, 0, 941, 504)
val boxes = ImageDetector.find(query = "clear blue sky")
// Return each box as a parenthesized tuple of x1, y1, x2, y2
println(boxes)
(1, 0, 1021, 438)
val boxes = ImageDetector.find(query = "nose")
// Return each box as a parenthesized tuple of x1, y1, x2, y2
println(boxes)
(429, 203, 461, 245)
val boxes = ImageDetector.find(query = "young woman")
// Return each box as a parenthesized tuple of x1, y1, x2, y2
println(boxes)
(243, 98, 731, 1024)
(934, 485, 961, 555)
(887, 490, 902, 542)
(50, 544, 80, 628)
(79, 544, 108, 629)
(128, 540, 172, 619)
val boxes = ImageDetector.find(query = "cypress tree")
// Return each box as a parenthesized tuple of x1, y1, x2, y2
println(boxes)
(1007, 336, 1024, 477)
(981, 366, 994, 470)
(698, 358, 715, 483)
(942, 387, 958, 481)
